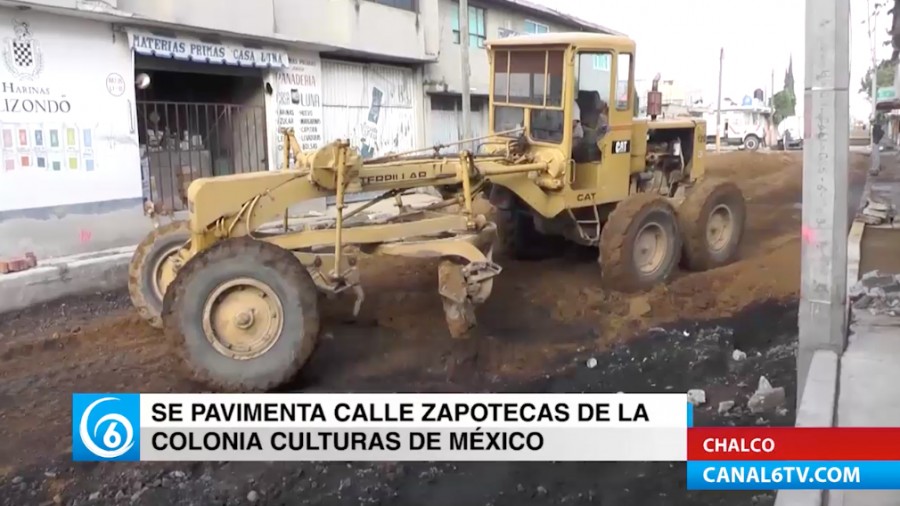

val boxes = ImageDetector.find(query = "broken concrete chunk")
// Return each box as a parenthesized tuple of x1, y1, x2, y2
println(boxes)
(757, 376, 773, 393)
(718, 400, 735, 415)
(687, 389, 706, 407)
(748, 387, 786, 414)
(731, 349, 747, 361)
(853, 295, 874, 310)
(861, 275, 899, 290)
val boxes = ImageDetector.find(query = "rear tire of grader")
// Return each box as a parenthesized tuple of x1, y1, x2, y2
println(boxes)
(678, 180, 746, 271)
(128, 221, 190, 329)
(599, 193, 682, 292)
(161, 238, 320, 392)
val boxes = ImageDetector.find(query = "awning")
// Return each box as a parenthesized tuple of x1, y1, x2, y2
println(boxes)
(126, 29, 288, 69)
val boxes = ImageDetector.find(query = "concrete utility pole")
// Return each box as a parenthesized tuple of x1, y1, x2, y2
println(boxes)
(716, 48, 724, 152)
(459, 0, 472, 146)
(798, 0, 850, 398)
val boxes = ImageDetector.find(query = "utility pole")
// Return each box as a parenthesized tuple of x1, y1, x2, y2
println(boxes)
(715, 48, 723, 152)
(867, 0, 880, 173)
(798, 0, 850, 398)
(771, 68, 775, 108)
(459, 0, 472, 148)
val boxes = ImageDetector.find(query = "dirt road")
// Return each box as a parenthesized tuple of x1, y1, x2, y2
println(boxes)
(0, 151, 868, 506)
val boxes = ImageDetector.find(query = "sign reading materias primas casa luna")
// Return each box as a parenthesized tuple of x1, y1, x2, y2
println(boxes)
(0, 12, 141, 212)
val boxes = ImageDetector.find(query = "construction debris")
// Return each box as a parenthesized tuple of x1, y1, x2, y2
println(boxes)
(747, 376, 786, 414)
(687, 389, 706, 406)
(849, 270, 900, 316)
(859, 196, 896, 225)
(0, 252, 37, 275)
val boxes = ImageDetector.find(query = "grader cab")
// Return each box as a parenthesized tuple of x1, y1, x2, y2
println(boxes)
(128, 33, 745, 392)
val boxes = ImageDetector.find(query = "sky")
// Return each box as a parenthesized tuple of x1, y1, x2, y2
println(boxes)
(533, 0, 894, 122)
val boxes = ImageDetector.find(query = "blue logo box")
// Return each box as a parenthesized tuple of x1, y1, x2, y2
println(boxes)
(72, 393, 140, 461)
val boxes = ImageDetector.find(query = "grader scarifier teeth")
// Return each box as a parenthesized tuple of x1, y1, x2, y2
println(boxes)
(438, 258, 502, 338)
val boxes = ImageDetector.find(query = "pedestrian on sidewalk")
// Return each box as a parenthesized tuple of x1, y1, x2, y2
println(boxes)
(871, 114, 885, 176)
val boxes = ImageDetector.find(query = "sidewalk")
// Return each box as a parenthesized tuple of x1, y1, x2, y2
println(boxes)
(831, 154, 900, 506)
(0, 192, 443, 316)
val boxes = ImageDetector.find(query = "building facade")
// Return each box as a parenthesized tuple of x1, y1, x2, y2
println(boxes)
(0, 0, 610, 259)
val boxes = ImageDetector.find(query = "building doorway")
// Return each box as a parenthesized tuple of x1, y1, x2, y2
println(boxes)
(134, 57, 268, 215)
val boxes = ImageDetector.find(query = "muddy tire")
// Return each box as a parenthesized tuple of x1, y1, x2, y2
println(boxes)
(678, 180, 746, 271)
(599, 193, 682, 292)
(128, 221, 190, 329)
(161, 238, 320, 392)
(494, 208, 566, 261)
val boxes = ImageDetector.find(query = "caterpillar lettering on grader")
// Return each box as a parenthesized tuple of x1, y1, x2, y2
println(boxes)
(128, 33, 746, 392)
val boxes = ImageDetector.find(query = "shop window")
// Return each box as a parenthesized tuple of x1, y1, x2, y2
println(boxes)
(524, 20, 549, 34)
(369, 0, 417, 12)
(451, 4, 486, 48)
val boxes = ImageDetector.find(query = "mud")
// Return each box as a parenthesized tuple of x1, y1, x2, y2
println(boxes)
(0, 151, 869, 505)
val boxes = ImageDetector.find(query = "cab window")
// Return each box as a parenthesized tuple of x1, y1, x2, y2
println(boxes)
(492, 48, 565, 143)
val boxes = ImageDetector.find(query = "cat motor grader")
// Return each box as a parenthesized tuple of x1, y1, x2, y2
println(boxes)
(129, 32, 745, 392)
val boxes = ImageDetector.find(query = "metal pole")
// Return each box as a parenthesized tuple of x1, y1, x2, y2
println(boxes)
(798, 0, 850, 399)
(459, 0, 472, 148)
(715, 48, 723, 152)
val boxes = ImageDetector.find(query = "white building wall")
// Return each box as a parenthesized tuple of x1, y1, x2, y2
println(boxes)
(319, 59, 424, 203)
(321, 60, 421, 158)
(0, 8, 147, 259)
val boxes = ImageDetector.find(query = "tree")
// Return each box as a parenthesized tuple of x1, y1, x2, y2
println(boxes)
(860, 59, 897, 97)
(772, 90, 795, 125)
(772, 57, 796, 124)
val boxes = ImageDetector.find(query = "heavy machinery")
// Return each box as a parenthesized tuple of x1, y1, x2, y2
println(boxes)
(128, 33, 746, 392)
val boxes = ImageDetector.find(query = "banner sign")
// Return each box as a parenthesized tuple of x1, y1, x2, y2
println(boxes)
(126, 29, 288, 68)
(72, 393, 689, 462)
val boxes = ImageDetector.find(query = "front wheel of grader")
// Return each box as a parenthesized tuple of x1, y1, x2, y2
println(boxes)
(160, 238, 320, 392)
(598, 193, 683, 292)
(128, 221, 190, 328)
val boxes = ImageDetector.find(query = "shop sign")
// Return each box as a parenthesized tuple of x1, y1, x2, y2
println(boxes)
(127, 29, 288, 68)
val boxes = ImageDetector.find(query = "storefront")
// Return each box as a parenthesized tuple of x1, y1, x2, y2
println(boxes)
(0, 10, 139, 214)
(124, 28, 304, 214)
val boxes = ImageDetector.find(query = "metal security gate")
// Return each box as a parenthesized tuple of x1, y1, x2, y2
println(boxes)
(321, 59, 420, 204)
(137, 101, 267, 214)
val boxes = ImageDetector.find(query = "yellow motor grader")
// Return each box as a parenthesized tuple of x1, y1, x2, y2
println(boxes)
(128, 33, 745, 392)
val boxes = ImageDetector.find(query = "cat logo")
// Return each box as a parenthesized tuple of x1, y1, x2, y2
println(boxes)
(3, 20, 43, 80)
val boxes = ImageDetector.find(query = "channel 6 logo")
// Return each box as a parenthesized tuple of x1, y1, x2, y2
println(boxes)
(72, 393, 140, 461)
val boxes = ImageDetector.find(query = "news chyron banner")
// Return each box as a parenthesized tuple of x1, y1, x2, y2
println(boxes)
(687, 427, 900, 490)
(72, 393, 689, 462)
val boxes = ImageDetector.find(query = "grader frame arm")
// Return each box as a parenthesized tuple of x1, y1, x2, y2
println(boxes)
(165, 129, 551, 339)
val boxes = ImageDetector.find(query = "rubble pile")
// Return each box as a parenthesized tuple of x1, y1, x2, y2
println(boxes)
(859, 196, 896, 226)
(849, 270, 900, 316)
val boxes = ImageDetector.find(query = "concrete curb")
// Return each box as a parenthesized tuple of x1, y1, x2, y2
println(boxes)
(0, 246, 135, 315)
(847, 220, 866, 293)
(773, 350, 839, 506)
